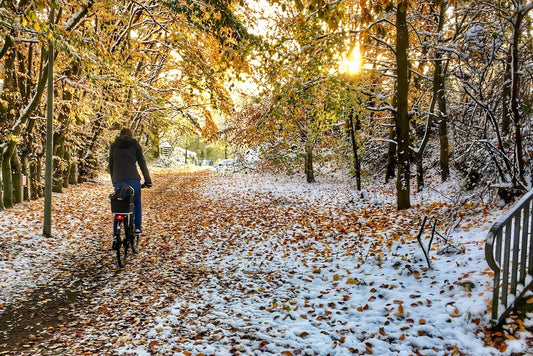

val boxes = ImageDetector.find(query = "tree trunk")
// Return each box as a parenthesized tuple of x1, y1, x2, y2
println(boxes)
(395, 1, 411, 209)
(501, 52, 512, 136)
(305, 140, 315, 183)
(385, 122, 396, 183)
(11, 151, 22, 204)
(29, 158, 43, 199)
(435, 0, 450, 182)
(63, 148, 72, 188)
(347, 107, 361, 190)
(2, 142, 16, 209)
(0, 152, 3, 211)
(509, 6, 528, 187)
(69, 161, 77, 185)
(435, 54, 450, 181)
(437, 94, 450, 181)
(52, 133, 66, 193)
(78, 114, 104, 183)
(21, 157, 29, 201)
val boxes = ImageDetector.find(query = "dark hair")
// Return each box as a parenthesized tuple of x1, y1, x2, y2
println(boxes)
(120, 128, 133, 137)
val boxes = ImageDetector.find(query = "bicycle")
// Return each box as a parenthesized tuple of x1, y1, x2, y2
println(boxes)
(110, 185, 140, 268)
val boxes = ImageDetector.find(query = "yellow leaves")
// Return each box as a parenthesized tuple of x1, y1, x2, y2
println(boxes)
(346, 278, 358, 285)
(449, 307, 460, 318)
(333, 274, 339, 281)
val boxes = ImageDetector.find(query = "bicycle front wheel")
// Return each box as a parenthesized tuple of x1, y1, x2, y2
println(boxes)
(116, 219, 129, 268)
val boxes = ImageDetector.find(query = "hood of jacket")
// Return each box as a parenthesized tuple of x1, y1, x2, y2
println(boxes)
(115, 135, 136, 148)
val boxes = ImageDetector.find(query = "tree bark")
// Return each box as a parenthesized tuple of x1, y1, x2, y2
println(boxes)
(435, 57, 450, 181)
(435, 0, 450, 182)
(0, 154, 3, 211)
(11, 151, 22, 204)
(305, 138, 315, 183)
(2, 142, 16, 209)
(501, 52, 512, 136)
(385, 122, 396, 183)
(347, 107, 361, 190)
(509, 4, 528, 187)
(395, 1, 411, 209)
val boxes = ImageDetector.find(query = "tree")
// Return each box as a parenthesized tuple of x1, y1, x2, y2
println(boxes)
(448, 0, 532, 195)
(0, 0, 257, 209)
(395, 0, 411, 209)
(240, 0, 345, 182)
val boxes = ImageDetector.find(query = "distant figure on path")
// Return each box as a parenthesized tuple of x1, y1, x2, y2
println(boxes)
(109, 128, 152, 234)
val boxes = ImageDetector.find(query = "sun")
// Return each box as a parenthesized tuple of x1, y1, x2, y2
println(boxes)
(341, 45, 363, 75)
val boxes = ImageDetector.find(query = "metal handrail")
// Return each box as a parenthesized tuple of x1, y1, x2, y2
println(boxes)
(485, 188, 533, 325)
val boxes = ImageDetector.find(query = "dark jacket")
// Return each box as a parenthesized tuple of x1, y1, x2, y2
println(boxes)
(109, 135, 151, 185)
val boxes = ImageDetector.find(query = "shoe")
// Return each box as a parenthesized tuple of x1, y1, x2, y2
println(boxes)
(134, 228, 142, 235)
(112, 237, 118, 250)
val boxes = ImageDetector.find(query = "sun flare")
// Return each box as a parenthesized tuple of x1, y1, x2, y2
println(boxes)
(341, 45, 363, 75)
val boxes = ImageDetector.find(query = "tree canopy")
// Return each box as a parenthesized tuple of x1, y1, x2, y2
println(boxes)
(0, 0, 532, 210)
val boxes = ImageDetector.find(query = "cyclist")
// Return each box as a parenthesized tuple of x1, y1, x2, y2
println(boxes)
(109, 128, 152, 235)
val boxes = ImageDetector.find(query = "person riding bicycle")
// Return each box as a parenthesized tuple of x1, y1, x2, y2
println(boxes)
(109, 128, 152, 235)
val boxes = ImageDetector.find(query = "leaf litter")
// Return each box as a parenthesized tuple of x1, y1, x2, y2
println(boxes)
(0, 168, 532, 355)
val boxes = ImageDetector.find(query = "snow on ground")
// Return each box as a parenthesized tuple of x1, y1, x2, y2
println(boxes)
(1, 169, 532, 355)
(118, 171, 532, 355)
(0, 179, 111, 306)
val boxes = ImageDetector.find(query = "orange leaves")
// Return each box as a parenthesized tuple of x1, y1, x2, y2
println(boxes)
(148, 340, 159, 353)
(2, 168, 520, 354)
(394, 303, 404, 318)
(357, 304, 370, 312)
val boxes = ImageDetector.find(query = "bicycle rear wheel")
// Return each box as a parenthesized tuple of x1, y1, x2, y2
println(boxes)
(116, 217, 129, 267)
(128, 213, 139, 254)
(131, 232, 139, 254)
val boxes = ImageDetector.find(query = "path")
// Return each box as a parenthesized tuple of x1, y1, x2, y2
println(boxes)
(1, 169, 214, 354)
(1, 168, 531, 355)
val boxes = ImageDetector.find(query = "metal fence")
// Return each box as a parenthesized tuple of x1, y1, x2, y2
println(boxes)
(485, 189, 533, 325)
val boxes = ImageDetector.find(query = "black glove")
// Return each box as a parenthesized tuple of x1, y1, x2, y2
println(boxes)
(142, 182, 152, 188)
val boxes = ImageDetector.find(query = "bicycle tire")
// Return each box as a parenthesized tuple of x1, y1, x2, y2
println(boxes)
(131, 232, 139, 254)
(116, 218, 129, 267)
(127, 213, 139, 254)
